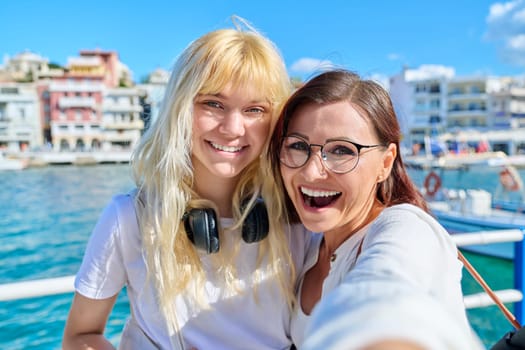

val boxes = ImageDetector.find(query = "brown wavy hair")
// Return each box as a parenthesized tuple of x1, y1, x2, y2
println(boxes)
(268, 69, 428, 223)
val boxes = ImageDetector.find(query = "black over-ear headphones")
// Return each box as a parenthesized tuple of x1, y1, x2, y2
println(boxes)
(183, 197, 269, 254)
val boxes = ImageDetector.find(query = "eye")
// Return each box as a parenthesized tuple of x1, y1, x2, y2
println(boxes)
(326, 142, 357, 157)
(287, 140, 309, 152)
(203, 100, 223, 109)
(245, 106, 266, 116)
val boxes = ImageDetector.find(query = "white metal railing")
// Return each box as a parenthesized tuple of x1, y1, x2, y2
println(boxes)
(452, 229, 523, 246)
(464, 289, 523, 308)
(0, 275, 74, 301)
(0, 230, 523, 313)
(451, 229, 524, 309)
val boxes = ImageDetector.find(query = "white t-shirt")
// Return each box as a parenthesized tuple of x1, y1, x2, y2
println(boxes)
(75, 191, 313, 350)
(291, 203, 484, 350)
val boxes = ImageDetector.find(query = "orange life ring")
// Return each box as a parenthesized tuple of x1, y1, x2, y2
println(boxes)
(424, 172, 441, 197)
(499, 167, 522, 192)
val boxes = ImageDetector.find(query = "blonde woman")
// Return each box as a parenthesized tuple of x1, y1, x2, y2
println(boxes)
(63, 17, 311, 350)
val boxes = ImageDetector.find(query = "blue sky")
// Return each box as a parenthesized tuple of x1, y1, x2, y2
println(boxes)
(1, 0, 525, 83)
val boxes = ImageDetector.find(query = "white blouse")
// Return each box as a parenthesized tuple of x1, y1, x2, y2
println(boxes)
(291, 203, 484, 350)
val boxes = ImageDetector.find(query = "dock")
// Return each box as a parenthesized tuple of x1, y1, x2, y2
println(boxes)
(11, 150, 132, 167)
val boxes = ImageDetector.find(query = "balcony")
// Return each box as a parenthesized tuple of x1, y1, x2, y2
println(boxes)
(103, 129, 141, 142)
(446, 116, 488, 129)
(49, 81, 105, 93)
(0, 94, 35, 102)
(102, 119, 144, 130)
(0, 118, 10, 127)
(447, 105, 487, 118)
(102, 103, 143, 113)
(58, 96, 97, 109)
(447, 92, 487, 101)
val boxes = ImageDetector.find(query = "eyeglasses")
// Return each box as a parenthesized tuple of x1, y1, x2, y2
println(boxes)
(279, 135, 385, 174)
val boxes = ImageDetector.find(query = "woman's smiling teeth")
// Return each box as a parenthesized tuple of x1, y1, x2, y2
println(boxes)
(209, 141, 244, 153)
(300, 186, 342, 208)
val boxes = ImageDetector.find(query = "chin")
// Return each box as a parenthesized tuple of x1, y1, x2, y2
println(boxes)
(298, 216, 330, 233)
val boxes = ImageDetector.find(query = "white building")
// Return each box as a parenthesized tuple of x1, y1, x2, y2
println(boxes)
(102, 87, 144, 150)
(389, 65, 453, 146)
(0, 82, 41, 151)
(3, 51, 49, 81)
(137, 68, 169, 127)
(389, 65, 525, 155)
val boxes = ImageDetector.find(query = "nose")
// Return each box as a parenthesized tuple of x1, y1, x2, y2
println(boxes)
(219, 110, 245, 136)
(302, 148, 328, 179)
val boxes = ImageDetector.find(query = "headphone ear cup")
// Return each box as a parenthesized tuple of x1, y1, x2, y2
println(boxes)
(183, 208, 220, 254)
(242, 197, 269, 243)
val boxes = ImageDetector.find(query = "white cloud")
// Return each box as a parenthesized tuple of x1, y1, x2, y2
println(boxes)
(485, 0, 525, 67)
(404, 64, 456, 81)
(508, 33, 525, 49)
(289, 57, 335, 74)
(487, 0, 521, 21)
(515, 7, 525, 21)
(387, 53, 402, 61)
(367, 73, 390, 90)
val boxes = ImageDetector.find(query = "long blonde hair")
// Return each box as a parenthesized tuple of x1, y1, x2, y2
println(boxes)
(131, 16, 294, 332)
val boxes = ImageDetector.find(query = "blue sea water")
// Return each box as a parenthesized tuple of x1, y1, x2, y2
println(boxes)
(0, 163, 524, 349)
(0, 165, 134, 349)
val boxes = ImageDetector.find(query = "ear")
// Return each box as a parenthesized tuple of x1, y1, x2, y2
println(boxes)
(378, 143, 396, 182)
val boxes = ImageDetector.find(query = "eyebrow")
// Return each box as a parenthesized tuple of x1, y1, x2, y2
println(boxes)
(199, 92, 270, 106)
(288, 132, 309, 140)
(287, 132, 360, 144)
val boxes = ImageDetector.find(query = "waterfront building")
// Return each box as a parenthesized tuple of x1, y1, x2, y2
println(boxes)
(38, 77, 105, 151)
(0, 82, 41, 151)
(445, 76, 507, 130)
(390, 65, 525, 155)
(1, 51, 49, 82)
(71, 49, 131, 88)
(35, 49, 140, 151)
(492, 85, 525, 130)
(389, 65, 453, 146)
(102, 87, 144, 150)
(137, 68, 169, 128)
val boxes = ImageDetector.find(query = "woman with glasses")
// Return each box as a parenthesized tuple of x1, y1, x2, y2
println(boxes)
(269, 69, 484, 349)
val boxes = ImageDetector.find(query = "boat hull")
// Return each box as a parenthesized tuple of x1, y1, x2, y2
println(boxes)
(431, 207, 525, 259)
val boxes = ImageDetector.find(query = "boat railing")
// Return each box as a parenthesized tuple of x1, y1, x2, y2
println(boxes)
(0, 275, 74, 301)
(1, 229, 524, 324)
(451, 228, 525, 324)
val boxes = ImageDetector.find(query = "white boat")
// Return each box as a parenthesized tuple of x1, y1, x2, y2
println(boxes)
(428, 190, 525, 259)
(0, 153, 28, 170)
(492, 199, 525, 213)
(423, 166, 525, 259)
(405, 151, 509, 170)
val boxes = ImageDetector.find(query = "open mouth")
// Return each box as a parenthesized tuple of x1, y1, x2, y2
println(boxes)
(300, 186, 341, 208)
(208, 141, 244, 153)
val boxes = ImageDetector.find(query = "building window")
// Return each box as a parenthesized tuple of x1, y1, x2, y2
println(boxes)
(429, 84, 440, 93)
(429, 99, 440, 109)
(429, 115, 441, 124)
(450, 88, 462, 95)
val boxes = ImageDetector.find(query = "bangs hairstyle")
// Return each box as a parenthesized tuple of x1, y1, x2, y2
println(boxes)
(196, 29, 288, 106)
(131, 16, 294, 335)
